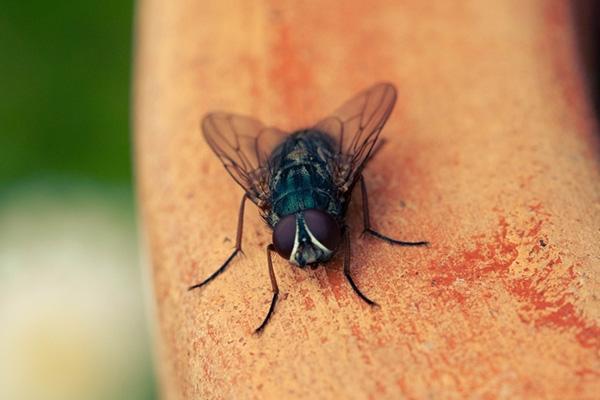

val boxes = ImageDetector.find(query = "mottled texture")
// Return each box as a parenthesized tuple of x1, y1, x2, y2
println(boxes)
(134, 0, 600, 399)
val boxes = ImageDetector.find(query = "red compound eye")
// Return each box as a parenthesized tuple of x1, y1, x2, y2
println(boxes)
(303, 209, 341, 251)
(272, 214, 296, 258)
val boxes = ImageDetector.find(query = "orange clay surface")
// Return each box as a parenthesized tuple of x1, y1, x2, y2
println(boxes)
(134, 1, 600, 398)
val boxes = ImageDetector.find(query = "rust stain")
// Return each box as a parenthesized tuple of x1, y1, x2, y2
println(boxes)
(428, 215, 519, 288)
(267, 15, 315, 122)
(395, 377, 415, 400)
(372, 380, 387, 398)
(506, 204, 599, 351)
(575, 367, 600, 379)
(322, 265, 348, 304)
(430, 202, 599, 353)
(577, 326, 600, 349)
(237, 54, 263, 115)
(299, 287, 316, 311)
(511, 262, 600, 351)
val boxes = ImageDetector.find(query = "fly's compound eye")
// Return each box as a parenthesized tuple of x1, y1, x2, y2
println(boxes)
(303, 209, 341, 252)
(272, 214, 297, 258)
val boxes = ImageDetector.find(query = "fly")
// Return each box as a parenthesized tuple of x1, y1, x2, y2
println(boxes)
(189, 82, 428, 333)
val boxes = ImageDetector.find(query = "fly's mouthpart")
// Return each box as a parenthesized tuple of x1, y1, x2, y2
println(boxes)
(289, 214, 334, 266)
(291, 240, 333, 267)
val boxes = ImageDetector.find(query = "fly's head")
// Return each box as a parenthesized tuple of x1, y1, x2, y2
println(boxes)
(272, 209, 342, 267)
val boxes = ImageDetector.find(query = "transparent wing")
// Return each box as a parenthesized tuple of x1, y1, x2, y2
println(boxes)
(314, 82, 397, 191)
(202, 112, 287, 205)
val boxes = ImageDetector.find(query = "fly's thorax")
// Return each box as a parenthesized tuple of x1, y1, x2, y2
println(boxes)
(272, 209, 342, 267)
(267, 130, 343, 223)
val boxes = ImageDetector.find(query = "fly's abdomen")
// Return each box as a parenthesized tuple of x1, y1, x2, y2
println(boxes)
(268, 130, 340, 224)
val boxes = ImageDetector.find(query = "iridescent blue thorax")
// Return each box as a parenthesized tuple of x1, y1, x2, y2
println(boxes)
(266, 130, 343, 266)
(267, 130, 342, 227)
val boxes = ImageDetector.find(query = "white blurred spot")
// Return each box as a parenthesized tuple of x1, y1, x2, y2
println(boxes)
(0, 184, 154, 400)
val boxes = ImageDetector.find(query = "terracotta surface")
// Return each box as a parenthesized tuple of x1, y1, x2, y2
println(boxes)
(134, 1, 600, 398)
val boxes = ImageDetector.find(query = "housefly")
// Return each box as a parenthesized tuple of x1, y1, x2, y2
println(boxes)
(189, 82, 428, 333)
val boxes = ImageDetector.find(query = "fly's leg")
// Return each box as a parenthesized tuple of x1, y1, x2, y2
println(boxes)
(343, 227, 377, 306)
(359, 175, 429, 247)
(188, 194, 248, 291)
(255, 244, 279, 334)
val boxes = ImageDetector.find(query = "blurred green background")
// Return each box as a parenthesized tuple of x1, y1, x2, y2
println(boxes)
(0, 1, 156, 399)
(1, 1, 132, 185)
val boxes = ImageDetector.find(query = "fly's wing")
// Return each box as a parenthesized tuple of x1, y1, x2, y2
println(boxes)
(314, 82, 397, 192)
(202, 112, 287, 206)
